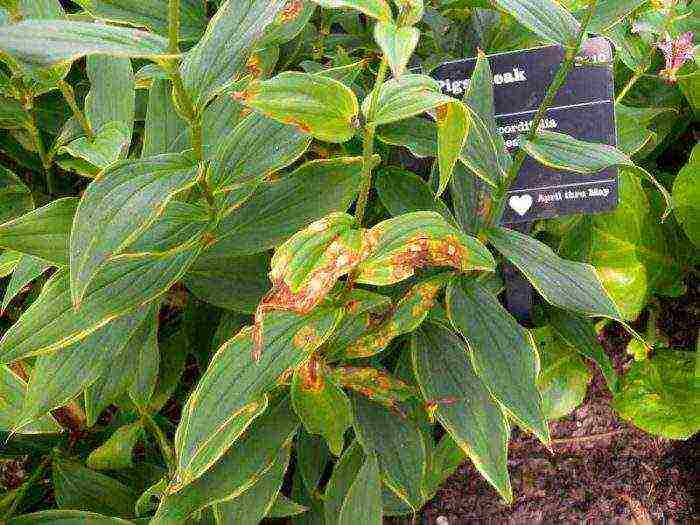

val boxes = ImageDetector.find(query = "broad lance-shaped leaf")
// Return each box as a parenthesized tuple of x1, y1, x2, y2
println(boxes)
(214, 446, 291, 524)
(447, 279, 550, 446)
(210, 157, 363, 256)
(1, 255, 50, 313)
(70, 153, 199, 307)
(373, 22, 419, 79)
(292, 357, 352, 456)
(0, 21, 170, 70)
(548, 308, 618, 393)
(0, 240, 202, 363)
(412, 323, 512, 503)
(60, 122, 131, 169)
(366, 74, 452, 126)
(174, 306, 342, 488)
(312, 0, 392, 22)
(234, 72, 359, 143)
(259, 0, 317, 47)
(522, 130, 672, 219)
(257, 213, 363, 320)
(343, 274, 452, 359)
(210, 112, 311, 192)
(436, 101, 470, 196)
(492, 0, 580, 47)
(613, 349, 700, 440)
(328, 365, 416, 409)
(0, 198, 77, 266)
(487, 227, 623, 321)
(0, 366, 61, 434)
(376, 117, 437, 158)
(672, 146, 700, 248)
(87, 421, 143, 471)
(74, 0, 207, 41)
(338, 453, 383, 525)
(533, 327, 592, 421)
(154, 397, 299, 524)
(355, 211, 495, 286)
(352, 394, 427, 511)
(180, 0, 287, 108)
(6, 511, 133, 524)
(0, 166, 33, 224)
(85, 55, 135, 143)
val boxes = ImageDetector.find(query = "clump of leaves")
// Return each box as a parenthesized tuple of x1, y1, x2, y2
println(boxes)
(0, 0, 697, 523)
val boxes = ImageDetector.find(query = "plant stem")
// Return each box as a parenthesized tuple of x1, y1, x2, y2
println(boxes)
(3, 455, 51, 519)
(140, 411, 176, 475)
(168, 0, 181, 55)
(57, 80, 93, 141)
(486, 0, 599, 227)
(615, 72, 641, 104)
(354, 57, 388, 226)
(26, 108, 54, 195)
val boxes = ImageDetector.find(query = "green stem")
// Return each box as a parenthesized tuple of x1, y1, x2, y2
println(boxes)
(168, 0, 181, 55)
(140, 411, 176, 475)
(3, 456, 51, 519)
(487, 0, 599, 227)
(57, 80, 94, 141)
(615, 72, 641, 104)
(26, 109, 53, 195)
(354, 58, 389, 226)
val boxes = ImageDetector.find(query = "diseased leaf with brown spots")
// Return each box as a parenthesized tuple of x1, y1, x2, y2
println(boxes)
(342, 273, 452, 359)
(291, 356, 353, 455)
(328, 365, 417, 410)
(233, 71, 359, 143)
(355, 211, 495, 286)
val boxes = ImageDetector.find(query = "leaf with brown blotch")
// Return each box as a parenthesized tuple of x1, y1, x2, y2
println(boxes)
(328, 365, 417, 410)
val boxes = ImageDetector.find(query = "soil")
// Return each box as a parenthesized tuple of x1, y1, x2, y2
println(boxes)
(417, 284, 700, 524)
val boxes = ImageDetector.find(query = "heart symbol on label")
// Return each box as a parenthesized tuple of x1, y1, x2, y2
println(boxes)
(509, 194, 533, 216)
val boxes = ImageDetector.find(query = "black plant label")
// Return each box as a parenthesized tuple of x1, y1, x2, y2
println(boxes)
(432, 37, 618, 224)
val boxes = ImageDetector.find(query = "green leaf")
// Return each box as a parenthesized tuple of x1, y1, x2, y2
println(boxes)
(180, 0, 289, 108)
(367, 74, 451, 126)
(85, 55, 135, 141)
(74, 0, 207, 41)
(0, 239, 201, 363)
(672, 148, 700, 248)
(235, 72, 359, 143)
(312, 0, 392, 22)
(548, 308, 618, 392)
(375, 167, 455, 223)
(0, 95, 31, 130)
(209, 112, 311, 192)
(449, 162, 491, 236)
(0, 250, 21, 277)
(522, 130, 672, 219)
(174, 306, 341, 487)
(153, 396, 299, 524)
(0, 21, 169, 70)
(211, 157, 363, 256)
(447, 279, 550, 446)
(0, 166, 33, 224)
(338, 454, 383, 525)
(52, 457, 137, 518)
(436, 101, 470, 196)
(390, 0, 423, 25)
(0, 365, 60, 433)
(214, 447, 290, 524)
(292, 357, 352, 456)
(613, 349, 700, 439)
(0, 197, 77, 266)
(267, 494, 308, 518)
(376, 117, 437, 158)
(492, 0, 580, 46)
(412, 323, 512, 503)
(423, 434, 466, 498)
(70, 153, 199, 306)
(84, 303, 159, 425)
(355, 211, 495, 286)
(260, 0, 317, 47)
(533, 327, 592, 420)
(580, 0, 647, 33)
(184, 251, 270, 314)
(324, 441, 364, 524)
(615, 104, 677, 156)
(373, 22, 419, 79)
(87, 421, 143, 471)
(141, 79, 188, 157)
(60, 122, 131, 169)
(297, 430, 331, 495)
(352, 394, 427, 511)
(342, 274, 451, 360)
(488, 226, 622, 321)
(15, 307, 149, 430)
(8, 510, 134, 524)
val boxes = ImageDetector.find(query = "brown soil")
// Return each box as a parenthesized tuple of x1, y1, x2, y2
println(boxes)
(418, 289, 700, 524)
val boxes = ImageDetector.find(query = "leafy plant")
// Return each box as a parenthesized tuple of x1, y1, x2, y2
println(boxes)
(0, 0, 697, 523)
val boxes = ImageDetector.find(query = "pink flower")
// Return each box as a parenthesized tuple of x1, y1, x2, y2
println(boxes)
(656, 32, 695, 82)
